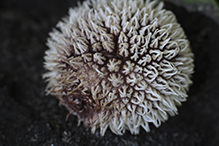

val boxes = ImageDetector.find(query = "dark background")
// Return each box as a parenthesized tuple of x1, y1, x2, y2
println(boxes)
(1, 0, 219, 146)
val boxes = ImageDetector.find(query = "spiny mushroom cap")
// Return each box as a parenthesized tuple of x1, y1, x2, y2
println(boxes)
(44, 0, 194, 136)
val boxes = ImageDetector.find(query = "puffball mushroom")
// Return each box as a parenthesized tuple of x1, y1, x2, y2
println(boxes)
(43, 0, 194, 136)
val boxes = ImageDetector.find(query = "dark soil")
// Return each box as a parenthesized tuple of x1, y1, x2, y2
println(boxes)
(0, 0, 219, 146)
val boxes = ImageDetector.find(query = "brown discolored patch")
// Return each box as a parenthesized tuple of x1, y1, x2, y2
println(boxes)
(61, 90, 101, 125)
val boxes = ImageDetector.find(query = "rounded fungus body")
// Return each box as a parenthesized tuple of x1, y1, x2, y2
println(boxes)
(44, 0, 194, 136)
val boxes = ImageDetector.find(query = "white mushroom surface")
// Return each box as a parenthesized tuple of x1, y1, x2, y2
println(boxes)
(44, 0, 194, 136)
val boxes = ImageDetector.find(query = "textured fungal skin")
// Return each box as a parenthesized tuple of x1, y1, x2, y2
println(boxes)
(44, 0, 194, 136)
